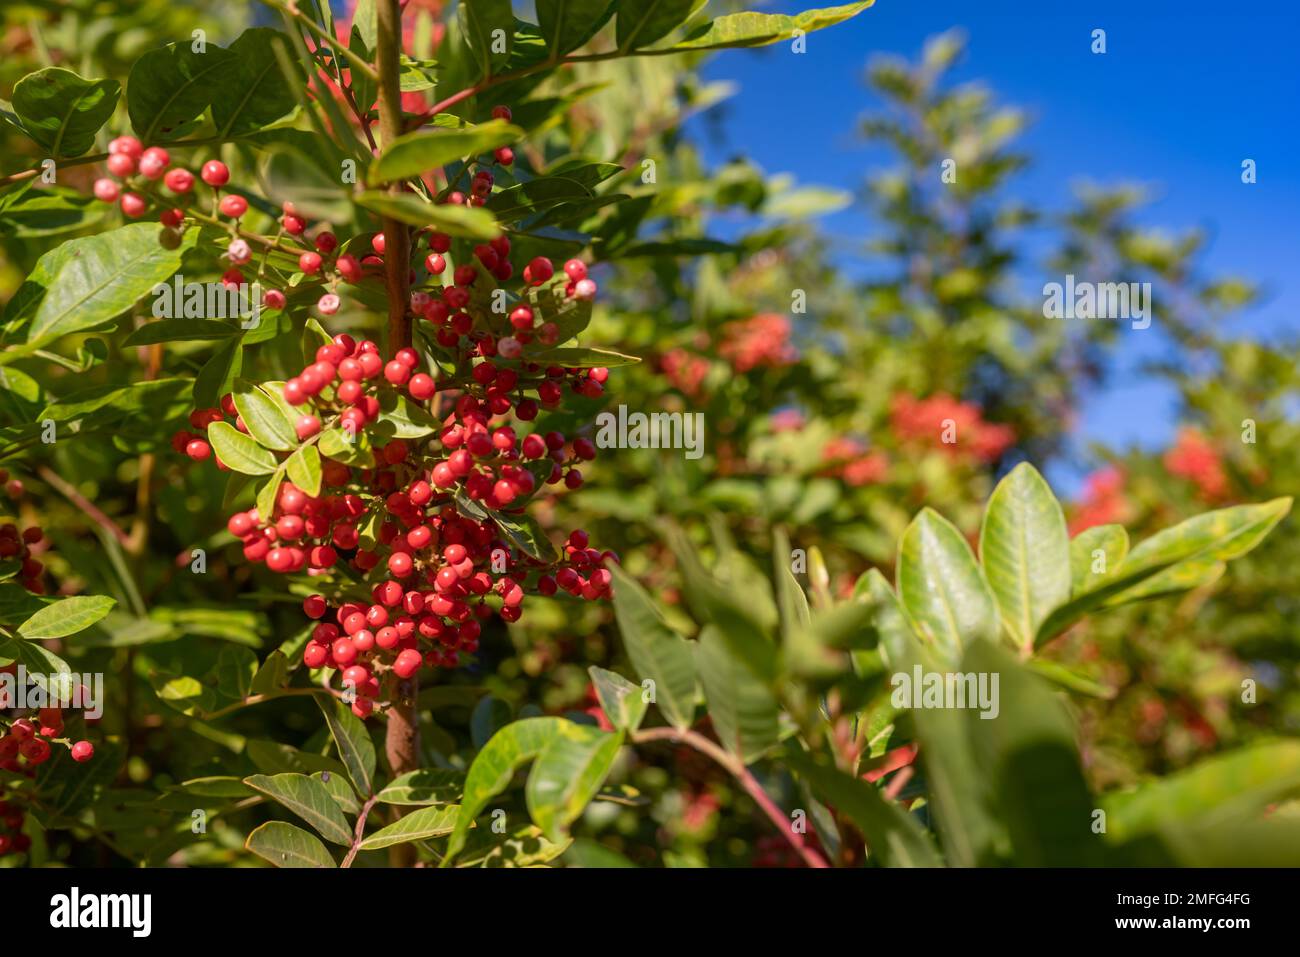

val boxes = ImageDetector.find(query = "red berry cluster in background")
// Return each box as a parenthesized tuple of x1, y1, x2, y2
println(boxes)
(1163, 427, 1229, 502)
(161, 106, 618, 718)
(889, 392, 1016, 464)
(0, 469, 48, 594)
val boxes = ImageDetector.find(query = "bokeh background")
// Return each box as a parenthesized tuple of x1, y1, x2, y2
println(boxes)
(1, 0, 1296, 866)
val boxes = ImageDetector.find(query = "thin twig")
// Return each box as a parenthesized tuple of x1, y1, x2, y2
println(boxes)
(341, 794, 380, 868)
(36, 466, 132, 548)
(632, 726, 830, 869)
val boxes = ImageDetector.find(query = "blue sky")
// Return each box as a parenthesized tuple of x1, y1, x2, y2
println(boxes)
(685, 0, 1299, 488)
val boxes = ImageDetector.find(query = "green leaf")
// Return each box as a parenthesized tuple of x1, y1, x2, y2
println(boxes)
(666, 527, 778, 683)
(122, 318, 241, 346)
(525, 347, 640, 368)
(249, 650, 290, 696)
(526, 723, 623, 843)
(16, 595, 115, 640)
(193, 338, 243, 408)
(786, 746, 941, 867)
(539, 0, 615, 57)
(207, 421, 278, 475)
(12, 224, 195, 350)
(256, 468, 285, 532)
(615, 0, 698, 51)
(664, 2, 874, 52)
(444, 716, 564, 863)
(0, 635, 72, 676)
(211, 28, 299, 138)
(358, 805, 461, 850)
(127, 42, 235, 142)
(262, 145, 353, 223)
(1102, 740, 1300, 843)
(232, 380, 298, 451)
(376, 769, 466, 806)
(285, 444, 322, 497)
(978, 463, 1070, 650)
(459, 0, 515, 78)
(1102, 556, 1226, 604)
(375, 391, 438, 439)
(608, 562, 696, 730)
(897, 508, 999, 661)
(245, 821, 336, 868)
(243, 773, 354, 846)
(316, 697, 376, 796)
(694, 625, 780, 763)
(1036, 497, 1292, 646)
(318, 427, 375, 468)
(962, 639, 1104, 866)
(354, 191, 499, 239)
(1068, 524, 1129, 595)
(11, 68, 120, 157)
(587, 666, 648, 732)
(368, 121, 522, 184)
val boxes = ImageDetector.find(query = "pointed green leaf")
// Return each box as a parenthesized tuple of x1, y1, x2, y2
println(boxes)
(12, 68, 120, 157)
(979, 463, 1070, 649)
(444, 717, 563, 863)
(368, 121, 522, 185)
(243, 773, 354, 845)
(526, 723, 623, 842)
(376, 769, 466, 806)
(358, 804, 460, 850)
(208, 420, 277, 475)
(1068, 524, 1128, 595)
(232, 379, 298, 451)
(897, 508, 999, 661)
(16, 595, 115, 640)
(786, 745, 941, 867)
(127, 42, 235, 142)
(608, 562, 696, 730)
(354, 191, 500, 238)
(210, 28, 299, 138)
(663, 2, 874, 52)
(615, 0, 698, 51)
(315, 697, 376, 796)
(285, 444, 322, 497)
(588, 666, 648, 732)
(538, 0, 614, 56)
(694, 625, 780, 763)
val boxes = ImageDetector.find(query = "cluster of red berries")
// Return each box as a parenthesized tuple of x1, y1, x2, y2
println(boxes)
(92, 135, 236, 234)
(889, 392, 1016, 464)
(300, 525, 613, 717)
(1163, 427, 1229, 501)
(0, 470, 46, 595)
(0, 710, 95, 860)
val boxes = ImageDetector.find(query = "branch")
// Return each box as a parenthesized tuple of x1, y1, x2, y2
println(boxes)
(262, 0, 380, 81)
(341, 794, 380, 868)
(632, 726, 830, 869)
(36, 466, 132, 549)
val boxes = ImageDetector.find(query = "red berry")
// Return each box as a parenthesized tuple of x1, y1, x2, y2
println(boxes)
(299, 251, 322, 275)
(109, 135, 143, 158)
(296, 415, 322, 440)
(219, 194, 248, 218)
(409, 373, 436, 400)
(393, 648, 422, 679)
(162, 167, 193, 193)
(201, 160, 230, 186)
(120, 193, 147, 218)
(71, 740, 94, 763)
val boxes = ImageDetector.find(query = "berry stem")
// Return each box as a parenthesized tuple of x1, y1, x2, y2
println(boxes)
(373, 0, 419, 867)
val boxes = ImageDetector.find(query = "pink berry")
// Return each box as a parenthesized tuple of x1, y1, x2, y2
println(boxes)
(317, 293, 340, 315)
(109, 135, 143, 158)
(138, 146, 170, 179)
(92, 178, 120, 202)
(219, 194, 247, 218)
(120, 193, 147, 218)
(106, 152, 136, 178)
